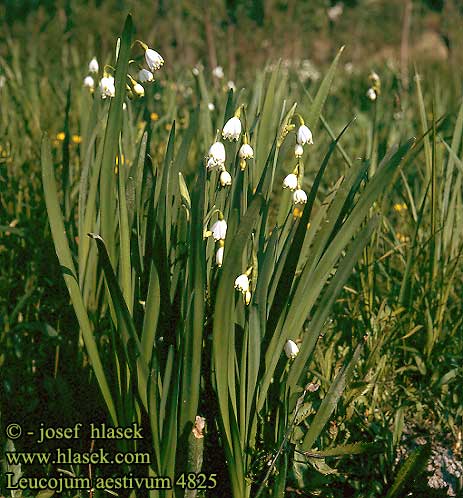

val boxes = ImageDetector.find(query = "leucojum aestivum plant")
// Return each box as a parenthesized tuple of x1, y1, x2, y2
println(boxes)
(41, 15, 415, 498)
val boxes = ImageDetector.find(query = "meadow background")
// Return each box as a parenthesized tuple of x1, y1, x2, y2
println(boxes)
(1, 1, 463, 497)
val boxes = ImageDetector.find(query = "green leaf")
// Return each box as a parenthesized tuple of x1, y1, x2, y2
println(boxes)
(41, 135, 117, 424)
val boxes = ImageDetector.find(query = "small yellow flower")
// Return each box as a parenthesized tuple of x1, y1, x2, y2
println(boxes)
(115, 154, 125, 166)
(72, 134, 82, 144)
(56, 132, 65, 141)
(150, 112, 159, 121)
(165, 123, 172, 131)
(393, 202, 408, 213)
(293, 207, 303, 218)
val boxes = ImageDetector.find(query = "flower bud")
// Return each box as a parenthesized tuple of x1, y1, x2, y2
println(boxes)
(220, 170, 232, 187)
(133, 82, 145, 97)
(216, 245, 224, 267)
(88, 57, 99, 73)
(295, 144, 304, 157)
(366, 88, 377, 101)
(83, 75, 95, 90)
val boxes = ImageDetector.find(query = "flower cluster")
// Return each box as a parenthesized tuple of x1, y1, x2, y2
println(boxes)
(281, 114, 314, 205)
(82, 41, 164, 100)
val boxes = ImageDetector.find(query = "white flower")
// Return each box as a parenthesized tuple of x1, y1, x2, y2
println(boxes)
(208, 142, 226, 167)
(212, 66, 224, 79)
(283, 174, 298, 191)
(234, 273, 250, 294)
(222, 116, 242, 141)
(244, 290, 252, 305)
(293, 189, 308, 204)
(139, 69, 154, 83)
(83, 75, 95, 90)
(192, 66, 200, 76)
(211, 219, 227, 241)
(133, 82, 145, 97)
(366, 88, 377, 101)
(295, 144, 304, 158)
(239, 143, 254, 159)
(88, 57, 99, 73)
(220, 170, 232, 187)
(99, 76, 115, 99)
(284, 340, 299, 359)
(297, 125, 313, 145)
(216, 246, 224, 267)
(208, 102, 215, 111)
(145, 48, 164, 71)
(227, 80, 236, 91)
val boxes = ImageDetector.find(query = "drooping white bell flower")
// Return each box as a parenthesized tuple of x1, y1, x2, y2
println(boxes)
(145, 48, 164, 71)
(293, 189, 308, 204)
(210, 218, 227, 241)
(222, 116, 242, 141)
(83, 75, 95, 90)
(212, 66, 224, 79)
(244, 290, 252, 305)
(295, 144, 304, 158)
(297, 125, 313, 145)
(220, 170, 232, 187)
(239, 143, 254, 159)
(99, 76, 115, 99)
(139, 68, 154, 83)
(234, 273, 250, 294)
(284, 340, 299, 359)
(283, 173, 298, 191)
(208, 102, 215, 111)
(208, 141, 226, 168)
(88, 57, 99, 73)
(366, 88, 377, 101)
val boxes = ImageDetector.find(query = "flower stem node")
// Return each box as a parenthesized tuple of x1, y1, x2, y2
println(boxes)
(283, 173, 298, 191)
(293, 189, 308, 204)
(284, 340, 299, 359)
(207, 142, 226, 169)
(210, 215, 227, 241)
(297, 125, 313, 145)
(139, 69, 154, 83)
(222, 116, 242, 141)
(220, 170, 232, 187)
(145, 48, 164, 71)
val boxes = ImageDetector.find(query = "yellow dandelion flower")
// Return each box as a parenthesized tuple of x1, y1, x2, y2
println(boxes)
(150, 112, 159, 121)
(165, 123, 172, 131)
(72, 134, 82, 144)
(56, 132, 65, 141)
